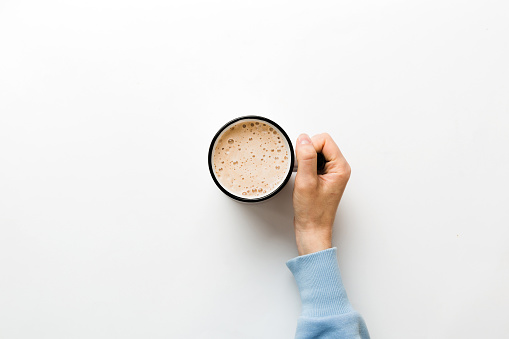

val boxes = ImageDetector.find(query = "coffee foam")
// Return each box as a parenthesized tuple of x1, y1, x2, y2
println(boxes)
(211, 119, 291, 199)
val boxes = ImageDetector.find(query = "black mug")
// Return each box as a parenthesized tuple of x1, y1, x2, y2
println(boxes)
(208, 115, 325, 203)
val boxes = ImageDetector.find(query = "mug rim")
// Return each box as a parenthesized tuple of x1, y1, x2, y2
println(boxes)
(207, 115, 295, 203)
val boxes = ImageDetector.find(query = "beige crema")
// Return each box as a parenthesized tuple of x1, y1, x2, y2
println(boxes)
(212, 119, 290, 198)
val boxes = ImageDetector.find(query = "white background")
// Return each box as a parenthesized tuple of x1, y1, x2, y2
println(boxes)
(1, 1, 508, 338)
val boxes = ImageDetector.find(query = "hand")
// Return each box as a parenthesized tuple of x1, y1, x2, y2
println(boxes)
(293, 133, 351, 256)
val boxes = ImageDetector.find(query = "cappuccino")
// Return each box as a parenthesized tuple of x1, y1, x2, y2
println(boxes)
(211, 119, 291, 198)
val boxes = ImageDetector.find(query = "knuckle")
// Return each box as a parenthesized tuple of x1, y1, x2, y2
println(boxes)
(344, 164, 352, 177)
(332, 164, 351, 183)
(298, 147, 317, 161)
(339, 170, 351, 181)
(321, 132, 331, 139)
(337, 161, 351, 176)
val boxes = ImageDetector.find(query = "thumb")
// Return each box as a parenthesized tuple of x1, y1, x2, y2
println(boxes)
(295, 133, 318, 185)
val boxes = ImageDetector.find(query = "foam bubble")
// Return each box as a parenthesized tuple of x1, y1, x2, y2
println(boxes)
(228, 139, 234, 144)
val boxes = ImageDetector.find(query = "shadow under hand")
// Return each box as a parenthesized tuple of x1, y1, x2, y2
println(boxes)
(236, 176, 296, 249)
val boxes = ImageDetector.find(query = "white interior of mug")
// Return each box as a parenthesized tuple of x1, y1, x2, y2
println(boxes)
(210, 117, 292, 200)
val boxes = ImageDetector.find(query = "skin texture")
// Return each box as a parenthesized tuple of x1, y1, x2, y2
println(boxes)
(293, 133, 351, 256)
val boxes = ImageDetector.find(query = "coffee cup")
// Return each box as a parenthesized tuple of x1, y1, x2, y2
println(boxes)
(208, 116, 325, 203)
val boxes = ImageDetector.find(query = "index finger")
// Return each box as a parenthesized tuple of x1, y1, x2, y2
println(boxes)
(311, 133, 349, 174)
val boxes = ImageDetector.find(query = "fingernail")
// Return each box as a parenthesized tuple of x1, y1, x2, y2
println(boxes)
(298, 134, 311, 145)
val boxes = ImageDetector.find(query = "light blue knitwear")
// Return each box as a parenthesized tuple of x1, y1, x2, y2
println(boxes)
(286, 248, 370, 339)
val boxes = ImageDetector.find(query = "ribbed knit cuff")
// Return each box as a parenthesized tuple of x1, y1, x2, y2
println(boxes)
(286, 247, 353, 317)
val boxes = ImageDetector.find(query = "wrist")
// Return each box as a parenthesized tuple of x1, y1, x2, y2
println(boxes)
(295, 229, 332, 256)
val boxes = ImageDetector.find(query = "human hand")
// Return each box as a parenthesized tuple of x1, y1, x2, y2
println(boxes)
(292, 133, 351, 256)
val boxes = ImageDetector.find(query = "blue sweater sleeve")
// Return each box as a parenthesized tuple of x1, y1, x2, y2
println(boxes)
(286, 248, 370, 339)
